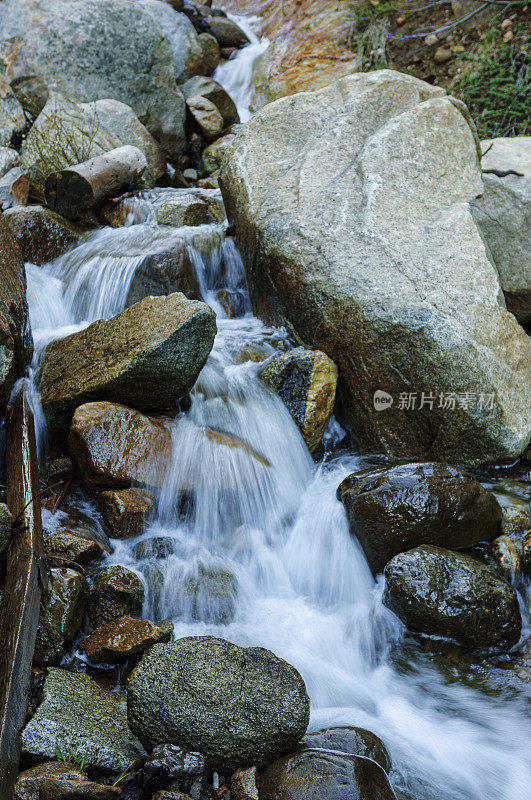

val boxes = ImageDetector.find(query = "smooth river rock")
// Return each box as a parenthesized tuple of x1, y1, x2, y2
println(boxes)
(259, 749, 397, 800)
(34, 567, 89, 664)
(337, 462, 502, 574)
(383, 545, 522, 651)
(80, 615, 173, 663)
(21, 668, 147, 774)
(4, 204, 82, 265)
(39, 293, 216, 440)
(127, 636, 310, 771)
(0, 0, 187, 159)
(219, 69, 531, 465)
(300, 727, 391, 774)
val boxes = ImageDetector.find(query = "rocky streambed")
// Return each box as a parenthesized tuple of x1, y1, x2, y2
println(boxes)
(0, 2, 530, 800)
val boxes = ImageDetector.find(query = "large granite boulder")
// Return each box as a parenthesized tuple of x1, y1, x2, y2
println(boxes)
(20, 668, 147, 774)
(472, 137, 531, 324)
(259, 749, 397, 800)
(383, 544, 522, 651)
(0, 213, 33, 411)
(220, 70, 531, 465)
(127, 636, 310, 771)
(337, 462, 502, 574)
(138, 0, 205, 84)
(39, 293, 216, 440)
(4, 204, 82, 265)
(0, 0, 187, 159)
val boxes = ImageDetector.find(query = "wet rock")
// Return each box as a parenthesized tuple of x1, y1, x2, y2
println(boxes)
(500, 505, 531, 537)
(202, 17, 249, 48)
(337, 462, 502, 574)
(38, 777, 122, 800)
(198, 32, 220, 75)
(300, 727, 391, 774)
(133, 536, 176, 560)
(88, 566, 145, 629)
(44, 529, 103, 567)
(69, 402, 172, 489)
(200, 130, 240, 174)
(0, 212, 33, 411)
(40, 293, 217, 440)
(4, 205, 81, 265)
(14, 763, 92, 800)
(127, 636, 310, 770)
(181, 76, 239, 127)
(523, 530, 531, 574)
(472, 137, 530, 324)
(0, 147, 30, 209)
(179, 564, 238, 624)
(231, 767, 258, 800)
(156, 193, 213, 227)
(10, 75, 49, 121)
(80, 615, 173, 663)
(186, 95, 224, 141)
(259, 749, 396, 800)
(220, 70, 531, 465)
(138, 0, 205, 84)
(0, 74, 25, 146)
(45, 456, 73, 482)
(0, 0, 187, 159)
(151, 793, 192, 800)
(99, 488, 156, 539)
(0, 502, 12, 556)
(141, 743, 206, 797)
(21, 667, 147, 774)
(34, 567, 89, 664)
(383, 544, 522, 651)
(487, 534, 523, 582)
(260, 348, 337, 452)
(126, 240, 202, 305)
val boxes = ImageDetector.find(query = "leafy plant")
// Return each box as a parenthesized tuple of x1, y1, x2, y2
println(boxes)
(54, 745, 90, 770)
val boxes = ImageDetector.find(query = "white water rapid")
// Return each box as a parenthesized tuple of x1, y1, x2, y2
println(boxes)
(23, 16, 531, 800)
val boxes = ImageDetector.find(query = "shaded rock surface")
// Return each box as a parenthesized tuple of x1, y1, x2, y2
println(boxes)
(44, 529, 103, 566)
(21, 668, 147, 774)
(38, 777, 121, 799)
(14, 763, 97, 800)
(337, 462, 502, 574)
(0, 147, 29, 209)
(0, 0, 187, 159)
(260, 347, 337, 452)
(0, 502, 12, 556)
(231, 767, 258, 800)
(99, 487, 156, 539)
(259, 749, 397, 800)
(88, 565, 145, 628)
(141, 743, 206, 797)
(138, 0, 205, 84)
(472, 137, 531, 324)
(80, 615, 173, 663)
(300, 727, 391, 774)
(127, 636, 310, 770)
(383, 544, 522, 651)
(201, 128, 241, 174)
(186, 95, 224, 141)
(0, 73, 26, 146)
(181, 76, 239, 127)
(34, 567, 89, 664)
(40, 293, 216, 440)
(4, 205, 82, 265)
(220, 69, 531, 465)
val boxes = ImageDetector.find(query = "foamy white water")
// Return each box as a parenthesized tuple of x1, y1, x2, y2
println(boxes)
(22, 20, 531, 800)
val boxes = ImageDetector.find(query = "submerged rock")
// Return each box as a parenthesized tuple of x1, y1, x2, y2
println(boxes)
(179, 564, 238, 624)
(300, 727, 391, 774)
(337, 462, 502, 574)
(21, 668, 147, 774)
(40, 293, 216, 440)
(80, 615, 173, 663)
(472, 137, 530, 324)
(260, 347, 337, 452)
(488, 533, 524, 582)
(383, 545, 522, 651)
(99, 487, 156, 539)
(34, 567, 89, 664)
(4, 205, 82, 265)
(259, 749, 397, 800)
(127, 636, 310, 770)
(88, 565, 145, 629)
(0, 0, 187, 159)
(220, 69, 531, 465)
(126, 239, 202, 305)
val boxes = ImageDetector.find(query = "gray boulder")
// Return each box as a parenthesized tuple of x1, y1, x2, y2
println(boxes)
(0, 74, 25, 146)
(127, 636, 310, 770)
(337, 462, 502, 574)
(219, 69, 531, 465)
(39, 292, 216, 440)
(0, 0, 187, 159)
(472, 137, 531, 324)
(138, 0, 205, 84)
(0, 147, 29, 209)
(181, 76, 239, 127)
(383, 544, 522, 651)
(20, 668, 147, 774)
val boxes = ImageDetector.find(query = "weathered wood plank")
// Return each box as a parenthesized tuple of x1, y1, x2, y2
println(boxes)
(0, 388, 45, 800)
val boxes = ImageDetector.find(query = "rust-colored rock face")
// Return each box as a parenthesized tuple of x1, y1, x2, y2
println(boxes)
(80, 615, 173, 663)
(221, 0, 357, 101)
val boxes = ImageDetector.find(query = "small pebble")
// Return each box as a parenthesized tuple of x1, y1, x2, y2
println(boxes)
(501, 18, 513, 29)
(434, 47, 453, 63)
(424, 33, 438, 46)
(503, 30, 513, 42)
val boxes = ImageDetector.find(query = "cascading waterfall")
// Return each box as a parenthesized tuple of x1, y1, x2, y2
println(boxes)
(23, 17, 531, 800)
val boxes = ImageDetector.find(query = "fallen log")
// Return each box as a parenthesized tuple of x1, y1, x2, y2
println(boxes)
(44, 144, 148, 219)
(0, 388, 46, 800)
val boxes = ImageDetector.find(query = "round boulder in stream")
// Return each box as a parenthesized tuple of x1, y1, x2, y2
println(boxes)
(127, 636, 310, 771)
(259, 749, 397, 800)
(383, 545, 521, 651)
(337, 462, 502, 574)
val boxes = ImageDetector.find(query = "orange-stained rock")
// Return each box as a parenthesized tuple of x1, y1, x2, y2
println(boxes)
(45, 529, 103, 566)
(80, 615, 173, 663)
(221, 0, 357, 103)
(99, 487, 156, 538)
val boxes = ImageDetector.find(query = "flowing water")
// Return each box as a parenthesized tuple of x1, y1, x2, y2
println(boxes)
(21, 15, 531, 800)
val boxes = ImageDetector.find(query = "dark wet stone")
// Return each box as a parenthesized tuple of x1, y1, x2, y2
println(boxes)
(88, 565, 144, 629)
(300, 727, 391, 774)
(141, 743, 206, 796)
(133, 536, 176, 560)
